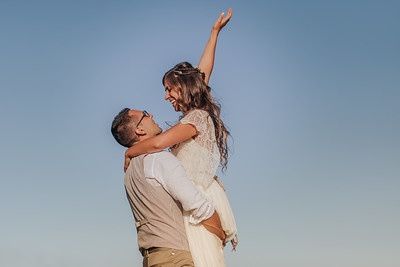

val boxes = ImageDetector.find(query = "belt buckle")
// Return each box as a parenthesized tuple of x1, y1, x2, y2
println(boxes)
(140, 248, 148, 257)
(141, 247, 157, 257)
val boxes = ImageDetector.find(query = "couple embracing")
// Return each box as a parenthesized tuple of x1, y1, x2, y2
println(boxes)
(111, 9, 237, 267)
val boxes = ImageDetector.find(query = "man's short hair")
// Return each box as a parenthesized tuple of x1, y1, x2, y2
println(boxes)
(111, 108, 138, 147)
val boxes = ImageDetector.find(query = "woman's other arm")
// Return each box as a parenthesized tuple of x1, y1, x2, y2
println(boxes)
(124, 123, 197, 171)
(198, 8, 232, 85)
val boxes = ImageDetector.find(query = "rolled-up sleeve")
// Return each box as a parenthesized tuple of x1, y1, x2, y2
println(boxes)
(143, 152, 215, 224)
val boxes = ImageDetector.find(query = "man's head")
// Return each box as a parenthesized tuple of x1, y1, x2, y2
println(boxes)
(111, 108, 162, 147)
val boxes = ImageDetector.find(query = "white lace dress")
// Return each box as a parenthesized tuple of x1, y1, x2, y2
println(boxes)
(172, 109, 238, 267)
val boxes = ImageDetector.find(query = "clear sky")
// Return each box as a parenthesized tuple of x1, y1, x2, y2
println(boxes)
(1, 1, 399, 266)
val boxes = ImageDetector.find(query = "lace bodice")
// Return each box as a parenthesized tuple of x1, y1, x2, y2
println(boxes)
(171, 109, 220, 189)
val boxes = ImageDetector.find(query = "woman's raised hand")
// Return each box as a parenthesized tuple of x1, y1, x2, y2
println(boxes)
(212, 8, 233, 32)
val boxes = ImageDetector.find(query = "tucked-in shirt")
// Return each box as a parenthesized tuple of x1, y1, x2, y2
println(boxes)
(143, 151, 215, 224)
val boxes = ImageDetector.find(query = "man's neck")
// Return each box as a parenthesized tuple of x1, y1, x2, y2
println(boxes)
(134, 134, 155, 144)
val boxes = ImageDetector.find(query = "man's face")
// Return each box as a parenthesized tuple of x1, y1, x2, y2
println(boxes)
(128, 109, 162, 138)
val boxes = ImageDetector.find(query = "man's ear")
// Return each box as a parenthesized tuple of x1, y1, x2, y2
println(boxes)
(135, 127, 146, 136)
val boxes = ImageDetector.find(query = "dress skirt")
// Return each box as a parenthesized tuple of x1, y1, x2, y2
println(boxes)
(183, 179, 237, 267)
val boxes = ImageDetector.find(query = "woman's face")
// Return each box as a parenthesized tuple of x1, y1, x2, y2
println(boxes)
(164, 79, 182, 112)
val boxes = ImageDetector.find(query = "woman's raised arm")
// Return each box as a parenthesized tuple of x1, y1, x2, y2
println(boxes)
(198, 8, 232, 85)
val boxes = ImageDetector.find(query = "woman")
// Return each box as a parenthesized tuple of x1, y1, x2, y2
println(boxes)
(125, 9, 237, 266)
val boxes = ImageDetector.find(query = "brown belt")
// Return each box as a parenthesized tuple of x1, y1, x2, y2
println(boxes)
(141, 247, 170, 257)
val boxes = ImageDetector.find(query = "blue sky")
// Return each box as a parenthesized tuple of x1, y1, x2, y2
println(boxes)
(0, 1, 399, 266)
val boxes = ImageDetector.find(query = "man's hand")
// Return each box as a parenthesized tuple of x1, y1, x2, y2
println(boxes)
(230, 235, 238, 251)
(124, 154, 131, 172)
(212, 8, 233, 32)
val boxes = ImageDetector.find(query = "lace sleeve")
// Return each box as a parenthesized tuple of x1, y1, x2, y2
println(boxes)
(180, 109, 209, 137)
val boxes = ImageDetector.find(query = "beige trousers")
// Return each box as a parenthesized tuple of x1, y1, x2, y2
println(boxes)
(143, 248, 194, 267)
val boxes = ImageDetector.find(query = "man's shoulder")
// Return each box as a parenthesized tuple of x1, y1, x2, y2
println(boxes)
(143, 150, 180, 176)
(144, 150, 178, 163)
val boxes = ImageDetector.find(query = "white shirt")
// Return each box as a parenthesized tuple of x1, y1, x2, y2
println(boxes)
(143, 151, 215, 224)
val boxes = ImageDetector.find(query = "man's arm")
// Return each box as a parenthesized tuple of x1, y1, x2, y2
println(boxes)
(145, 152, 226, 243)
(198, 8, 233, 85)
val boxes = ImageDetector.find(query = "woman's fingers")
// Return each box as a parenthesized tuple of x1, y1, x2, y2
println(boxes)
(219, 8, 233, 29)
(219, 12, 224, 22)
(213, 12, 224, 29)
(213, 8, 233, 31)
(222, 9, 232, 23)
(124, 157, 131, 172)
(225, 8, 233, 22)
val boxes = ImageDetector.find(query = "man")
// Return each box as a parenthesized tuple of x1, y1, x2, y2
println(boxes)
(111, 108, 225, 267)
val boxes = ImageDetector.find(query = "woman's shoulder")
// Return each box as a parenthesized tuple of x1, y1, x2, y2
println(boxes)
(180, 109, 210, 132)
(183, 108, 209, 119)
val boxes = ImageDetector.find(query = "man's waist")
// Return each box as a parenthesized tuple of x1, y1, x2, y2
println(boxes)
(140, 247, 189, 257)
(140, 247, 169, 257)
(137, 234, 189, 254)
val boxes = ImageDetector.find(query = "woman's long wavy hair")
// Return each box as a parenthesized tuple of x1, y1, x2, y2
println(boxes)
(162, 62, 231, 171)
